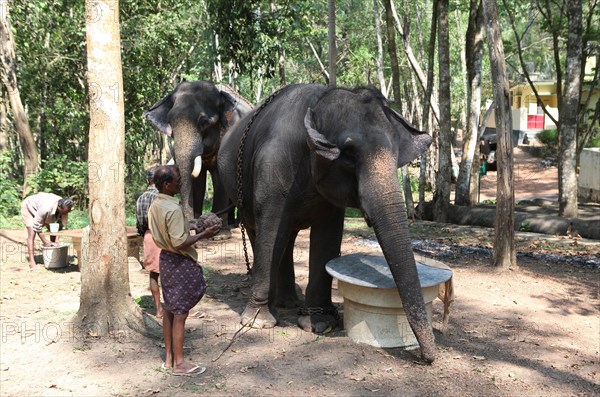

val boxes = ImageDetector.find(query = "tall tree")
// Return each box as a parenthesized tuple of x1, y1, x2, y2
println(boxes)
(383, 0, 402, 111)
(0, 3, 39, 195)
(373, 0, 387, 97)
(328, 0, 337, 86)
(455, 0, 485, 206)
(558, 0, 582, 217)
(419, 0, 439, 211)
(433, 0, 452, 223)
(77, 0, 156, 337)
(483, 0, 517, 269)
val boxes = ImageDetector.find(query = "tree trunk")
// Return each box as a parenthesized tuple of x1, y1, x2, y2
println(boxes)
(328, 0, 336, 87)
(469, 102, 494, 204)
(401, 165, 416, 219)
(383, 0, 402, 110)
(390, 1, 440, 123)
(456, 0, 484, 206)
(78, 0, 158, 338)
(373, 0, 387, 97)
(0, 88, 7, 151)
(482, 0, 517, 269)
(558, 0, 582, 218)
(433, 0, 451, 223)
(0, 4, 39, 195)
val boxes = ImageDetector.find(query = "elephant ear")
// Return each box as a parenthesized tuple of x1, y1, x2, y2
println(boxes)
(305, 108, 340, 163)
(387, 108, 432, 167)
(144, 92, 175, 135)
(218, 85, 254, 128)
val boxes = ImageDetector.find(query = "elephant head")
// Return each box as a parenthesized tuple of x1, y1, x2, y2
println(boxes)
(144, 80, 252, 221)
(303, 87, 435, 362)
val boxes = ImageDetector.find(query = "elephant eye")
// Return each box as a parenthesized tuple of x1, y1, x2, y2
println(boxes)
(338, 146, 358, 168)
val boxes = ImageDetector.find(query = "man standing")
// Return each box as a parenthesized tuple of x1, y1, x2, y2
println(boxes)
(136, 166, 163, 318)
(148, 165, 220, 376)
(21, 193, 73, 270)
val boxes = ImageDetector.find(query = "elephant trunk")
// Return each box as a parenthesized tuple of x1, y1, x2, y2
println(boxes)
(360, 152, 436, 363)
(172, 120, 203, 221)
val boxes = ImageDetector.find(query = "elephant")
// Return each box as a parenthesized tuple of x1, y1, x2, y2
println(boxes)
(217, 84, 436, 362)
(144, 80, 253, 231)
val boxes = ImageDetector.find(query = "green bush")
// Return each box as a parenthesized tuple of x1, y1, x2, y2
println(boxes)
(536, 129, 559, 158)
(26, 156, 88, 209)
(0, 151, 23, 224)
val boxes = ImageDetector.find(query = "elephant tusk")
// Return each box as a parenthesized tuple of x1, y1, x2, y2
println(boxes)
(191, 156, 202, 178)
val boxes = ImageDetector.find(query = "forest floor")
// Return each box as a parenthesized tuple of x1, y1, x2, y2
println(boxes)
(0, 146, 598, 397)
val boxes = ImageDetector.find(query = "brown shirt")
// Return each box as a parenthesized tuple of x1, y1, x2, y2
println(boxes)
(21, 193, 68, 233)
(147, 193, 197, 262)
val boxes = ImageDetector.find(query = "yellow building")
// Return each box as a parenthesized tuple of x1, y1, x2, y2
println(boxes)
(484, 67, 599, 145)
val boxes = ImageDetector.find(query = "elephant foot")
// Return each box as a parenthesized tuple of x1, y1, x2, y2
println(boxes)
(297, 306, 340, 334)
(241, 303, 277, 328)
(211, 228, 232, 241)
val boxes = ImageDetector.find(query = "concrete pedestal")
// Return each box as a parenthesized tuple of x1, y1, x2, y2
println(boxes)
(326, 253, 452, 348)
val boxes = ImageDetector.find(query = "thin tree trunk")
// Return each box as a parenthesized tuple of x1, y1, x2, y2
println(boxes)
(558, 0, 582, 218)
(483, 0, 517, 269)
(0, 4, 39, 196)
(456, 0, 485, 206)
(306, 39, 330, 81)
(469, 102, 494, 204)
(390, 1, 440, 123)
(78, 0, 158, 338)
(433, 0, 451, 223)
(384, 0, 402, 110)
(401, 165, 416, 219)
(328, 0, 336, 87)
(0, 88, 7, 151)
(373, 0, 387, 97)
(418, 0, 439, 212)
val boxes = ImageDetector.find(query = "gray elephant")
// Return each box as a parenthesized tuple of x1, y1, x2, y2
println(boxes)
(217, 84, 436, 362)
(144, 81, 252, 229)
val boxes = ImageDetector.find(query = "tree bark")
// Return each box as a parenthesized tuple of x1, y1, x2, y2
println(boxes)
(482, 0, 517, 269)
(390, 1, 440, 123)
(373, 0, 387, 97)
(328, 0, 336, 87)
(433, 0, 451, 223)
(0, 4, 39, 195)
(558, 0, 582, 218)
(383, 0, 403, 114)
(419, 0, 439, 212)
(78, 0, 158, 338)
(0, 88, 7, 151)
(456, 0, 485, 206)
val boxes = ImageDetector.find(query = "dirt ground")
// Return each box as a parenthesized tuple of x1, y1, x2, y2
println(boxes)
(1, 147, 598, 397)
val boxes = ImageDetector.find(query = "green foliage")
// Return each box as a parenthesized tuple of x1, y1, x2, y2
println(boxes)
(0, 151, 23, 223)
(587, 136, 600, 148)
(536, 129, 559, 157)
(25, 156, 88, 208)
(206, 0, 321, 80)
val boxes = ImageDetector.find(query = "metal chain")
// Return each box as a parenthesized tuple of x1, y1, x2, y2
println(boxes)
(297, 305, 340, 320)
(236, 89, 281, 274)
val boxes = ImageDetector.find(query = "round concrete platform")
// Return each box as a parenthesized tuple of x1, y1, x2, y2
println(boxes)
(326, 253, 452, 348)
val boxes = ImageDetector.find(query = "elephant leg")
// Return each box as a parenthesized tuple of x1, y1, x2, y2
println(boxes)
(192, 169, 207, 219)
(275, 230, 300, 309)
(298, 207, 345, 334)
(241, 213, 291, 329)
(209, 169, 232, 240)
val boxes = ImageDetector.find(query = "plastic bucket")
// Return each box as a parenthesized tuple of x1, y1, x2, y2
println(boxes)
(42, 244, 70, 269)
